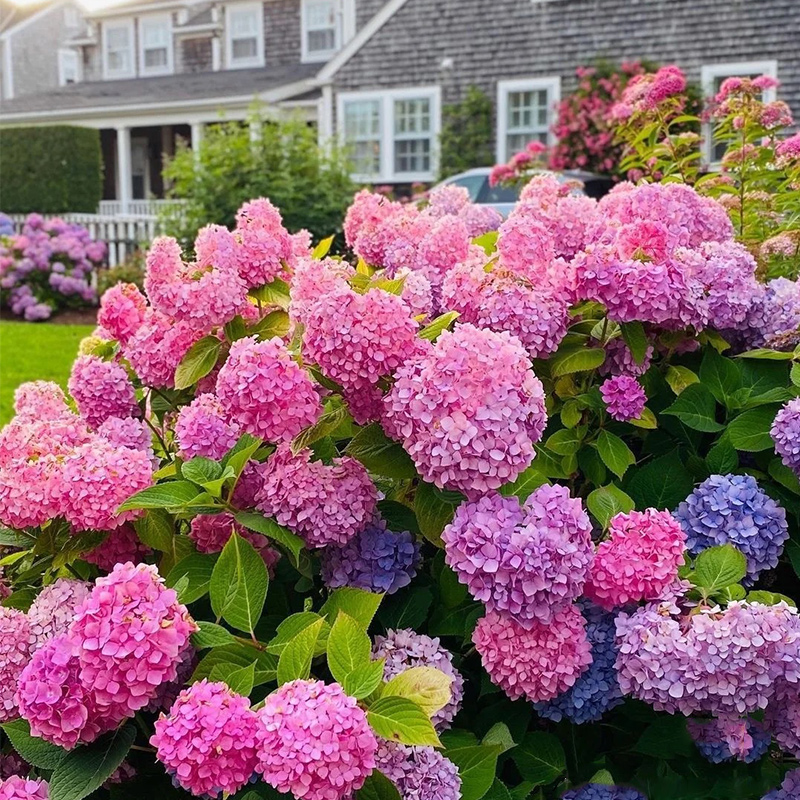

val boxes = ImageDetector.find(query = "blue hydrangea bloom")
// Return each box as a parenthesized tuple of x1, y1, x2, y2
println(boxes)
(535, 603, 623, 724)
(0, 214, 14, 237)
(691, 719, 771, 764)
(562, 785, 646, 800)
(320, 519, 420, 594)
(674, 473, 788, 583)
(762, 768, 800, 800)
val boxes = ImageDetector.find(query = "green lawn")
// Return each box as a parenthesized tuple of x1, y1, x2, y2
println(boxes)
(0, 321, 95, 424)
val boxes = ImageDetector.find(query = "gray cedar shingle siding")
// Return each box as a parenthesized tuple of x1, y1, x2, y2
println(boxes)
(332, 0, 800, 146)
(265, 0, 302, 68)
(179, 37, 213, 73)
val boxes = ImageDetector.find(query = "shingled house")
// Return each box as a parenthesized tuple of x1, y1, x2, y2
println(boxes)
(1, 0, 797, 205)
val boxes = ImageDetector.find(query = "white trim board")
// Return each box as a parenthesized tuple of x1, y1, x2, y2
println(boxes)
(496, 75, 561, 163)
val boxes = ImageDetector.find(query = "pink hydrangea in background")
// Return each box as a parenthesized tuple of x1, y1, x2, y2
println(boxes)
(256, 445, 377, 548)
(0, 608, 32, 722)
(256, 679, 377, 800)
(97, 282, 147, 344)
(151, 680, 260, 798)
(599, 375, 647, 421)
(68, 355, 139, 428)
(0, 776, 48, 800)
(384, 325, 547, 496)
(174, 393, 240, 461)
(473, 606, 591, 703)
(84, 525, 152, 572)
(216, 336, 321, 442)
(27, 578, 90, 651)
(290, 256, 354, 329)
(443, 487, 593, 626)
(233, 197, 294, 288)
(585, 509, 685, 609)
(12, 381, 70, 420)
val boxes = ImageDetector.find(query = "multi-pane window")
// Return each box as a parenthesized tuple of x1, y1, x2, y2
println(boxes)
(339, 88, 440, 182)
(701, 61, 778, 164)
(58, 49, 79, 85)
(343, 99, 381, 177)
(140, 16, 171, 74)
(393, 98, 432, 175)
(304, 0, 338, 58)
(104, 21, 134, 77)
(496, 77, 561, 162)
(227, 4, 263, 67)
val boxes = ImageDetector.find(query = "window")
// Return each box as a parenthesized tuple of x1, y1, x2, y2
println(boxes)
(302, 0, 341, 62)
(139, 15, 173, 75)
(226, 2, 264, 68)
(58, 49, 80, 86)
(103, 19, 134, 78)
(496, 77, 561, 162)
(701, 60, 778, 164)
(338, 87, 440, 182)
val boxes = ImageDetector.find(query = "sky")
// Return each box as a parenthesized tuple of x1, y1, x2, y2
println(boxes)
(13, 0, 127, 11)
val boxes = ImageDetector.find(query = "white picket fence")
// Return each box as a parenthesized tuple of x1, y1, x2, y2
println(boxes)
(7, 212, 163, 267)
(98, 199, 186, 217)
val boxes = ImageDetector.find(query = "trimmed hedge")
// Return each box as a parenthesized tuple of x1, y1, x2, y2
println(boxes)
(0, 125, 102, 213)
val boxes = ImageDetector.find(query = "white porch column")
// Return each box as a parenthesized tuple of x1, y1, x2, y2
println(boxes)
(190, 121, 204, 159)
(115, 125, 132, 215)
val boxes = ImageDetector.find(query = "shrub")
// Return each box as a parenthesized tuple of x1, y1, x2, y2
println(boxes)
(0, 126, 102, 214)
(162, 113, 355, 248)
(0, 214, 105, 320)
(439, 85, 494, 179)
(96, 250, 146, 296)
(3, 136, 800, 800)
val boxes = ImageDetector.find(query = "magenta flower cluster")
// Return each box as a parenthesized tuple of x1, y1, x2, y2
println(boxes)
(0, 214, 105, 320)
(0, 776, 49, 800)
(599, 375, 647, 421)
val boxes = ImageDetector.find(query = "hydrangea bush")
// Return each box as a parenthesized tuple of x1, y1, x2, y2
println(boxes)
(0, 214, 106, 320)
(1, 131, 800, 800)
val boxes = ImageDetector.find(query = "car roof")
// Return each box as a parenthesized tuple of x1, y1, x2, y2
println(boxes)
(443, 167, 603, 182)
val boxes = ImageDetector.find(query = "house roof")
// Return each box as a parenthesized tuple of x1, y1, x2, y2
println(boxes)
(0, 62, 320, 118)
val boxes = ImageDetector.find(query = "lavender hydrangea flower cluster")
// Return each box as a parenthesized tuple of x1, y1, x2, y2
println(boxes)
(674, 474, 789, 583)
(688, 717, 771, 764)
(771, 397, 800, 475)
(320, 519, 421, 595)
(535, 603, 623, 724)
(762, 769, 800, 800)
(561, 785, 646, 800)
(0, 214, 105, 320)
(376, 741, 461, 800)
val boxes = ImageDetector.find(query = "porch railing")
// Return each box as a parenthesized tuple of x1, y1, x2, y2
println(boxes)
(97, 199, 187, 217)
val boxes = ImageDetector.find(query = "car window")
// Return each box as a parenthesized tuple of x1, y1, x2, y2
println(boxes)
(479, 182, 520, 203)
(446, 175, 486, 202)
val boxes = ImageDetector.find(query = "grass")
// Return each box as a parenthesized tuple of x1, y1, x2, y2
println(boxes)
(0, 321, 95, 424)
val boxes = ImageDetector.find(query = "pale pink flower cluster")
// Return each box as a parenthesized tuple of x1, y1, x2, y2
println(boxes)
(233, 197, 294, 288)
(256, 444, 377, 548)
(97, 282, 147, 344)
(84, 525, 152, 572)
(0, 609, 33, 722)
(215, 336, 321, 442)
(255, 679, 377, 800)
(0, 776, 48, 800)
(174, 393, 241, 461)
(68, 355, 139, 428)
(585, 510, 686, 609)
(289, 256, 355, 329)
(18, 563, 196, 748)
(26, 579, 90, 651)
(384, 324, 547, 495)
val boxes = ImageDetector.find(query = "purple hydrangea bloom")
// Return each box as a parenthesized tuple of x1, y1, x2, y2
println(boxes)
(771, 398, 800, 475)
(688, 717, 771, 764)
(599, 375, 646, 422)
(372, 629, 463, 730)
(562, 785, 646, 800)
(763, 769, 800, 800)
(442, 486, 593, 627)
(599, 337, 653, 378)
(320, 519, 420, 595)
(0, 214, 14, 237)
(674, 474, 788, 583)
(535, 603, 623, 724)
(376, 741, 461, 800)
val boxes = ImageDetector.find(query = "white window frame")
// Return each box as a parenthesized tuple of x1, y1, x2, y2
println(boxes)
(138, 13, 173, 76)
(225, 1, 264, 69)
(102, 17, 135, 79)
(337, 86, 441, 183)
(496, 76, 561, 163)
(58, 48, 81, 86)
(301, 0, 354, 63)
(700, 60, 778, 167)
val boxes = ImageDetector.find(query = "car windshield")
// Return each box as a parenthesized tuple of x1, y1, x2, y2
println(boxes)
(445, 174, 486, 201)
(479, 182, 520, 203)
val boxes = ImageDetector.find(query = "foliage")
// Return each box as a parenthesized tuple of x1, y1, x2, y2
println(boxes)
(162, 112, 355, 249)
(439, 86, 495, 179)
(96, 251, 146, 296)
(0, 126, 102, 214)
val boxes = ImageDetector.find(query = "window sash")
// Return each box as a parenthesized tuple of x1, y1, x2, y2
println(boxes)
(141, 19, 170, 70)
(229, 6, 261, 64)
(344, 99, 381, 177)
(305, 0, 338, 54)
(105, 24, 132, 74)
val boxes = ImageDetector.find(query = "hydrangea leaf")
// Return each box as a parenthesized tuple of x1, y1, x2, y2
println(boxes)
(419, 311, 460, 342)
(665, 365, 700, 396)
(1, 718, 66, 770)
(728, 405, 783, 451)
(550, 346, 606, 377)
(174, 335, 221, 390)
(327, 612, 372, 684)
(662, 383, 724, 432)
(267, 612, 329, 656)
(166, 552, 217, 604)
(235, 511, 304, 568)
(699, 346, 741, 405)
(191, 621, 236, 649)
(312, 235, 335, 260)
(512, 732, 565, 786)
(356, 769, 402, 800)
(367, 696, 441, 747)
(276, 617, 324, 685)
(191, 644, 277, 686)
(117, 481, 202, 512)
(447, 744, 504, 800)
(346, 423, 417, 480)
(595, 431, 635, 479)
(342, 659, 386, 700)
(415, 482, 464, 547)
(481, 723, 515, 754)
(693, 544, 747, 592)
(620, 321, 649, 365)
(587, 484, 636, 528)
(383, 666, 452, 717)
(321, 587, 383, 629)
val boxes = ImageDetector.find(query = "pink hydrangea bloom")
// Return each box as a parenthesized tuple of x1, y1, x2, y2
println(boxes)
(343, 189, 401, 262)
(0, 608, 32, 722)
(496, 213, 557, 286)
(473, 606, 592, 703)
(599, 337, 653, 377)
(27, 579, 90, 651)
(599, 375, 647, 421)
(585, 509, 686, 609)
(303, 286, 420, 391)
(97, 283, 147, 344)
(442, 261, 570, 359)
(13, 381, 69, 419)
(144, 231, 248, 331)
(397, 268, 434, 320)
(289, 257, 355, 329)
(68, 355, 139, 428)
(174, 393, 240, 461)
(443, 487, 593, 626)
(0, 777, 48, 800)
(233, 197, 293, 288)
(256, 679, 377, 800)
(151, 680, 260, 798)
(776, 132, 800, 165)
(96, 416, 153, 458)
(0, 455, 64, 530)
(16, 634, 118, 748)
(84, 525, 152, 572)
(58, 440, 153, 531)
(216, 336, 321, 442)
(124, 310, 202, 389)
(70, 562, 197, 718)
(384, 324, 547, 496)
(189, 513, 280, 573)
(256, 445, 377, 548)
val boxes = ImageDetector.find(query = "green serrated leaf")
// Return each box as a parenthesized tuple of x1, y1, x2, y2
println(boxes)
(312, 235, 335, 259)
(320, 587, 383, 629)
(2, 718, 66, 769)
(328, 612, 372, 685)
(546, 427, 586, 456)
(586, 484, 635, 528)
(174, 335, 221, 390)
(550, 346, 605, 377)
(133, 509, 174, 551)
(249, 277, 291, 310)
(224, 661, 256, 695)
(383, 666, 452, 717)
(662, 383, 723, 432)
(620, 321, 649, 365)
(191, 644, 277, 686)
(728, 406, 783, 452)
(693, 544, 747, 592)
(448, 744, 504, 800)
(665, 365, 700, 396)
(346, 424, 417, 480)
(706, 435, 739, 474)
(481, 723, 515, 753)
(276, 617, 324, 685)
(357, 769, 402, 800)
(267, 612, 329, 656)
(367, 696, 440, 747)
(415, 482, 463, 547)
(209, 531, 269, 634)
(343, 659, 386, 699)
(512, 732, 566, 786)
(234, 511, 304, 568)
(117, 481, 202, 512)
(498, 466, 549, 501)
(166, 552, 217, 604)
(182, 457, 224, 486)
(595, 431, 635, 479)
(292, 403, 351, 454)
(419, 311, 460, 341)
(191, 621, 236, 649)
